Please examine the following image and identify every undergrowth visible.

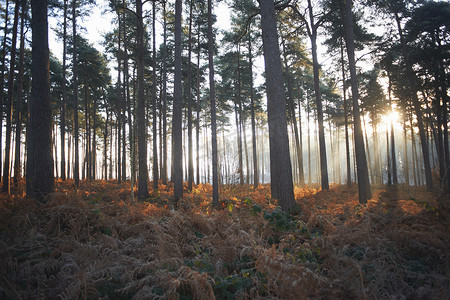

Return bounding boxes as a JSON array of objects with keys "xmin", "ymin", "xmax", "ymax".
[{"xmin": 0, "ymin": 180, "xmax": 448, "ymax": 299}]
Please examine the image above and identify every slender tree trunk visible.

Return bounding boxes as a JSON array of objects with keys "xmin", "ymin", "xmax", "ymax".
[
  {"xmin": 13, "ymin": 0, "xmax": 25, "ymax": 188},
  {"xmin": 235, "ymin": 103, "xmax": 244, "ymax": 185},
  {"xmin": 173, "ymin": 0, "xmax": 183, "ymax": 201},
  {"xmin": 242, "ymin": 116, "xmax": 250, "ymax": 184},
  {"xmin": 340, "ymin": 0, "xmax": 371, "ymax": 203},
  {"xmin": 259, "ymin": 0, "xmax": 295, "ymax": 211},
  {"xmin": 3, "ymin": 0, "xmax": 19, "ymax": 193},
  {"xmin": 307, "ymin": 0, "xmax": 329, "ymax": 190},
  {"xmin": 387, "ymin": 75, "xmax": 398, "ymax": 184},
  {"xmin": 208, "ymin": 0, "xmax": 219, "ymax": 206},
  {"xmin": 59, "ymin": 0, "xmax": 67, "ymax": 181},
  {"xmin": 403, "ymin": 117, "xmax": 409, "ymax": 185},
  {"xmin": 104, "ymin": 108, "xmax": 108, "ymax": 180},
  {"xmin": 72, "ymin": 0, "xmax": 80, "ymax": 188},
  {"xmin": 281, "ymin": 39, "xmax": 304, "ymax": 187},
  {"xmin": 152, "ymin": 0, "xmax": 158, "ymax": 190},
  {"xmin": 248, "ymin": 32, "xmax": 258, "ymax": 188},
  {"xmin": 136, "ymin": 0, "xmax": 148, "ymax": 199},
  {"xmin": 386, "ymin": 127, "xmax": 391, "ymax": 185},
  {"xmin": 307, "ymin": 98, "xmax": 312, "ymax": 184},
  {"xmin": 297, "ymin": 97, "xmax": 305, "ymax": 185},
  {"xmin": 196, "ymin": 21, "xmax": 201, "ymax": 185},
  {"xmin": 362, "ymin": 114, "xmax": 373, "ymax": 184},
  {"xmin": 161, "ymin": 1, "xmax": 168, "ymax": 185},
  {"xmin": 92, "ymin": 96, "xmax": 97, "ymax": 180},
  {"xmin": 27, "ymin": 0, "xmax": 54, "ymax": 202},
  {"xmin": 0, "ymin": 0, "xmax": 9, "ymax": 183},
  {"xmin": 340, "ymin": 40, "xmax": 352, "ymax": 187},
  {"xmin": 186, "ymin": 0, "xmax": 194, "ymax": 190}
]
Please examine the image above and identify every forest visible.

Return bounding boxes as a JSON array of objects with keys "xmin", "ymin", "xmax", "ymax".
[{"xmin": 0, "ymin": 0, "xmax": 449, "ymax": 298}]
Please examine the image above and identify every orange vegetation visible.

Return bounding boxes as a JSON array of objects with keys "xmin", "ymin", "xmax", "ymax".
[{"xmin": 0, "ymin": 180, "xmax": 448, "ymax": 299}]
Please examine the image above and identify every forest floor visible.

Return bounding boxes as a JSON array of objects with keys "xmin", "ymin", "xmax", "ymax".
[{"xmin": 0, "ymin": 180, "xmax": 449, "ymax": 299}]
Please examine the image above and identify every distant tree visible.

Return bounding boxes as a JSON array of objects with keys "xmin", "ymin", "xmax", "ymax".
[{"xmin": 26, "ymin": 0, "xmax": 54, "ymax": 202}]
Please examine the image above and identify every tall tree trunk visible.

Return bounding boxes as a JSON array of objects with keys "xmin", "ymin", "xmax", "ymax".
[
  {"xmin": 173, "ymin": 0, "xmax": 183, "ymax": 201},
  {"xmin": 307, "ymin": 98, "xmax": 312, "ymax": 184},
  {"xmin": 137, "ymin": 0, "xmax": 148, "ymax": 199},
  {"xmin": 0, "ymin": 0, "xmax": 9, "ymax": 183},
  {"xmin": 14, "ymin": 0, "xmax": 26, "ymax": 188},
  {"xmin": 259, "ymin": 0, "xmax": 295, "ymax": 211},
  {"xmin": 307, "ymin": 0, "xmax": 329, "ymax": 190},
  {"xmin": 152, "ymin": 0, "xmax": 158, "ymax": 190},
  {"xmin": 27, "ymin": 0, "xmax": 54, "ymax": 202},
  {"xmin": 340, "ymin": 0, "xmax": 371, "ymax": 203},
  {"xmin": 196, "ymin": 21, "xmax": 201, "ymax": 185},
  {"xmin": 84, "ymin": 81, "xmax": 91, "ymax": 181},
  {"xmin": 161, "ymin": 0, "xmax": 168, "ymax": 185},
  {"xmin": 208, "ymin": 0, "xmax": 219, "ymax": 207},
  {"xmin": 394, "ymin": 12, "xmax": 433, "ymax": 191},
  {"xmin": 72, "ymin": 0, "xmax": 80, "ymax": 188},
  {"xmin": 340, "ymin": 40, "xmax": 352, "ymax": 187},
  {"xmin": 281, "ymin": 39, "xmax": 304, "ymax": 187},
  {"xmin": 387, "ymin": 74, "xmax": 398, "ymax": 184},
  {"xmin": 92, "ymin": 96, "xmax": 97, "ymax": 180},
  {"xmin": 60, "ymin": 0, "xmax": 67, "ymax": 181},
  {"xmin": 248, "ymin": 32, "xmax": 258, "ymax": 188},
  {"xmin": 3, "ymin": 0, "xmax": 19, "ymax": 194},
  {"xmin": 187, "ymin": 0, "xmax": 194, "ymax": 190}
]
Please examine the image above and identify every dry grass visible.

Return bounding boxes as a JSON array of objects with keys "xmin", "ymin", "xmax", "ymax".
[{"xmin": 0, "ymin": 180, "xmax": 448, "ymax": 299}]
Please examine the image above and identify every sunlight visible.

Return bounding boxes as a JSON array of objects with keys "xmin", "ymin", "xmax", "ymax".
[{"xmin": 382, "ymin": 110, "xmax": 400, "ymax": 126}]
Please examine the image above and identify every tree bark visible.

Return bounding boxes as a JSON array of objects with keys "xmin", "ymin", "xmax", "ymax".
[
  {"xmin": 187, "ymin": 0, "xmax": 194, "ymax": 191},
  {"xmin": 248, "ymin": 32, "xmax": 258, "ymax": 188},
  {"xmin": 14, "ymin": 0, "xmax": 26, "ymax": 188},
  {"xmin": 3, "ymin": 0, "xmax": 19, "ymax": 194},
  {"xmin": 72, "ymin": 0, "xmax": 80, "ymax": 188},
  {"xmin": 60, "ymin": 0, "xmax": 67, "ymax": 181},
  {"xmin": 259, "ymin": 0, "xmax": 295, "ymax": 211},
  {"xmin": 173, "ymin": 0, "xmax": 183, "ymax": 201},
  {"xmin": 208, "ymin": 0, "xmax": 219, "ymax": 207},
  {"xmin": 0, "ymin": 0, "xmax": 9, "ymax": 184},
  {"xmin": 152, "ymin": 0, "xmax": 159, "ymax": 190},
  {"xmin": 137, "ymin": 0, "xmax": 148, "ymax": 199},
  {"xmin": 27, "ymin": 0, "xmax": 54, "ymax": 202},
  {"xmin": 161, "ymin": 0, "xmax": 168, "ymax": 185},
  {"xmin": 340, "ymin": 0, "xmax": 371, "ymax": 203},
  {"xmin": 307, "ymin": 0, "xmax": 329, "ymax": 190}
]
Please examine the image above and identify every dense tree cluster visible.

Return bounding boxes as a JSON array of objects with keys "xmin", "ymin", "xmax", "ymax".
[{"xmin": 0, "ymin": 0, "xmax": 448, "ymax": 209}]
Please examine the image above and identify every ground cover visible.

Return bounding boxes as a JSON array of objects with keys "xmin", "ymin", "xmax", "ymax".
[{"xmin": 0, "ymin": 180, "xmax": 448, "ymax": 299}]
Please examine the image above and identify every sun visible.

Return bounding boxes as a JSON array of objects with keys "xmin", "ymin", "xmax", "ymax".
[{"xmin": 383, "ymin": 110, "xmax": 400, "ymax": 125}]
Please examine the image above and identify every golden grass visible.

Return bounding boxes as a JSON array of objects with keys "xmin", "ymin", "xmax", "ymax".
[{"xmin": 0, "ymin": 180, "xmax": 448, "ymax": 299}]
